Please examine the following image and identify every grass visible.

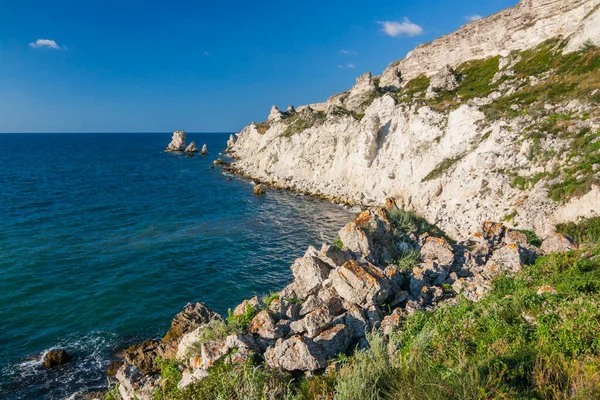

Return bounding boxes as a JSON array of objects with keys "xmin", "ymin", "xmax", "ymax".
[
  {"xmin": 154, "ymin": 358, "xmax": 183, "ymax": 400},
  {"xmin": 281, "ymin": 111, "xmax": 327, "ymax": 137},
  {"xmin": 227, "ymin": 304, "xmax": 260, "ymax": 331},
  {"xmin": 422, "ymin": 153, "xmax": 466, "ymax": 182},
  {"xmin": 517, "ymin": 229, "xmax": 543, "ymax": 247},
  {"xmin": 394, "ymin": 250, "xmax": 422, "ymax": 272},
  {"xmin": 556, "ymin": 217, "xmax": 600, "ymax": 245},
  {"xmin": 263, "ymin": 293, "xmax": 280, "ymax": 307},
  {"xmin": 331, "ymin": 238, "xmax": 344, "ymax": 250}
]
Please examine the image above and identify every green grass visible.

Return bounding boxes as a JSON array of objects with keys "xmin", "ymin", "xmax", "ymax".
[
  {"xmin": 556, "ymin": 217, "xmax": 600, "ymax": 245},
  {"xmin": 154, "ymin": 358, "xmax": 183, "ymax": 400},
  {"xmin": 331, "ymin": 238, "xmax": 344, "ymax": 250},
  {"xmin": 262, "ymin": 293, "xmax": 280, "ymax": 307},
  {"xmin": 455, "ymin": 56, "xmax": 500, "ymax": 100},
  {"xmin": 281, "ymin": 111, "xmax": 327, "ymax": 137},
  {"xmin": 517, "ymin": 229, "xmax": 543, "ymax": 247},
  {"xmin": 422, "ymin": 153, "xmax": 466, "ymax": 182},
  {"xmin": 393, "ymin": 250, "xmax": 422, "ymax": 272},
  {"xmin": 397, "ymin": 75, "xmax": 430, "ymax": 102},
  {"xmin": 227, "ymin": 304, "xmax": 260, "ymax": 331}
]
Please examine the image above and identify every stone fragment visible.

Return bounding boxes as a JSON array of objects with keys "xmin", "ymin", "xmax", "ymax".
[
  {"xmin": 330, "ymin": 260, "xmax": 391, "ymax": 307},
  {"xmin": 537, "ymin": 286, "xmax": 558, "ymax": 295},
  {"xmin": 314, "ymin": 324, "xmax": 353, "ymax": 359},
  {"xmin": 178, "ymin": 368, "xmax": 208, "ymax": 390},
  {"xmin": 264, "ymin": 335, "xmax": 326, "ymax": 372},
  {"xmin": 420, "ymin": 237, "xmax": 455, "ymax": 267},
  {"xmin": 124, "ymin": 340, "xmax": 178, "ymax": 374},
  {"xmin": 303, "ymin": 307, "xmax": 334, "ymax": 338},
  {"xmin": 291, "ymin": 248, "xmax": 333, "ymax": 299},
  {"xmin": 248, "ymin": 310, "xmax": 284, "ymax": 340},
  {"xmin": 253, "ymin": 184, "xmax": 268, "ymax": 195},
  {"xmin": 541, "ymin": 233, "xmax": 577, "ymax": 254}
]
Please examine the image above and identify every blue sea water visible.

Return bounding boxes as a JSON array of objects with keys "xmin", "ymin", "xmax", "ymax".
[{"xmin": 0, "ymin": 132, "xmax": 354, "ymax": 399}]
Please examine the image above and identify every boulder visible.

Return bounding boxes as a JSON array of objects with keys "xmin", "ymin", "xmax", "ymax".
[
  {"xmin": 344, "ymin": 72, "xmax": 377, "ymax": 112},
  {"xmin": 163, "ymin": 302, "xmax": 222, "ymax": 343},
  {"xmin": 165, "ymin": 130, "xmax": 186, "ymax": 151},
  {"xmin": 213, "ymin": 158, "xmax": 226, "ymax": 165},
  {"xmin": 123, "ymin": 339, "xmax": 177, "ymax": 375},
  {"xmin": 188, "ymin": 334, "xmax": 257, "ymax": 371},
  {"xmin": 248, "ymin": 310, "xmax": 284, "ymax": 340},
  {"xmin": 420, "ymin": 237, "xmax": 455, "ymax": 267},
  {"xmin": 43, "ymin": 349, "xmax": 72, "ymax": 368},
  {"xmin": 116, "ymin": 364, "xmax": 158, "ymax": 400},
  {"xmin": 264, "ymin": 335, "xmax": 326, "ymax": 372},
  {"xmin": 185, "ymin": 142, "xmax": 199, "ymax": 153},
  {"xmin": 330, "ymin": 260, "xmax": 391, "ymax": 308},
  {"xmin": 303, "ymin": 307, "xmax": 335, "ymax": 338},
  {"xmin": 341, "ymin": 308, "xmax": 370, "ymax": 339},
  {"xmin": 314, "ymin": 324, "xmax": 353, "ymax": 359},
  {"xmin": 200, "ymin": 144, "xmax": 208, "ymax": 155},
  {"xmin": 253, "ymin": 184, "xmax": 268, "ymax": 195},
  {"xmin": 291, "ymin": 248, "xmax": 333, "ymax": 299},
  {"xmin": 483, "ymin": 244, "xmax": 530, "ymax": 278},
  {"xmin": 541, "ymin": 233, "xmax": 577, "ymax": 254},
  {"xmin": 380, "ymin": 308, "xmax": 404, "ymax": 336}
]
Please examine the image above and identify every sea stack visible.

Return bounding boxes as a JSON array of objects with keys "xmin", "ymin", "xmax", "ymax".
[
  {"xmin": 185, "ymin": 142, "xmax": 199, "ymax": 153},
  {"xmin": 166, "ymin": 130, "xmax": 186, "ymax": 152},
  {"xmin": 200, "ymin": 144, "xmax": 208, "ymax": 155}
]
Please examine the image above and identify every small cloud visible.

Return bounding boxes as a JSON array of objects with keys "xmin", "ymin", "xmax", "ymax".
[
  {"xmin": 203, "ymin": 51, "xmax": 210, "ymax": 56},
  {"xmin": 464, "ymin": 15, "xmax": 483, "ymax": 22},
  {"xmin": 29, "ymin": 39, "xmax": 64, "ymax": 50},
  {"xmin": 378, "ymin": 18, "xmax": 423, "ymax": 37},
  {"xmin": 338, "ymin": 63, "xmax": 356, "ymax": 69},
  {"xmin": 340, "ymin": 49, "xmax": 357, "ymax": 55}
]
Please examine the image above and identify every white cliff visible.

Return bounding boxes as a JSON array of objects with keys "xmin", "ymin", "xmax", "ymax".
[{"xmin": 228, "ymin": 0, "xmax": 600, "ymax": 240}]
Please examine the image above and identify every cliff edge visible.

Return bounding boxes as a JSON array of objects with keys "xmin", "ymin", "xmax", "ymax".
[{"xmin": 228, "ymin": 0, "xmax": 600, "ymax": 240}]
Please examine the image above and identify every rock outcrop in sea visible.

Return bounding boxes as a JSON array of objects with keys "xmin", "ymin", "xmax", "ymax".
[
  {"xmin": 226, "ymin": 0, "xmax": 600, "ymax": 239},
  {"xmin": 185, "ymin": 142, "xmax": 199, "ymax": 153},
  {"xmin": 165, "ymin": 130, "xmax": 186, "ymax": 152}
]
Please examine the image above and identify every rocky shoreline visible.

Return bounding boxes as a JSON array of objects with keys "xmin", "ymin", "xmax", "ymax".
[{"xmin": 109, "ymin": 199, "xmax": 577, "ymax": 400}]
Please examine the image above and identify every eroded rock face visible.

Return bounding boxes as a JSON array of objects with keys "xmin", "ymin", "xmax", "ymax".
[
  {"xmin": 123, "ymin": 340, "xmax": 177, "ymax": 375},
  {"xmin": 166, "ymin": 130, "xmax": 186, "ymax": 151},
  {"xmin": 249, "ymin": 310, "xmax": 284, "ymax": 340},
  {"xmin": 264, "ymin": 335, "xmax": 326, "ymax": 372},
  {"xmin": 163, "ymin": 302, "xmax": 222, "ymax": 343},
  {"xmin": 314, "ymin": 324, "xmax": 353, "ymax": 359}
]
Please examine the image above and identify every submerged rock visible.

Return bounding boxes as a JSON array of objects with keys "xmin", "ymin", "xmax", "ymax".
[
  {"xmin": 165, "ymin": 130, "xmax": 186, "ymax": 152},
  {"xmin": 44, "ymin": 349, "xmax": 72, "ymax": 368},
  {"xmin": 253, "ymin": 184, "xmax": 268, "ymax": 195}
]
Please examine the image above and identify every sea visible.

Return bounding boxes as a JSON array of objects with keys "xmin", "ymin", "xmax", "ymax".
[{"xmin": 0, "ymin": 132, "xmax": 354, "ymax": 399}]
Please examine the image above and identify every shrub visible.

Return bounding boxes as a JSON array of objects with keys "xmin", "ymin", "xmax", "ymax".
[
  {"xmin": 262, "ymin": 292, "xmax": 280, "ymax": 307},
  {"xmin": 227, "ymin": 304, "xmax": 260, "ymax": 331},
  {"xmin": 154, "ymin": 358, "xmax": 183, "ymax": 400},
  {"xmin": 556, "ymin": 217, "xmax": 600, "ymax": 244}
]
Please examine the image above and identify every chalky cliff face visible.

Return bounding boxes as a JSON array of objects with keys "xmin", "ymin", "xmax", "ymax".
[{"xmin": 229, "ymin": 0, "xmax": 600, "ymax": 240}]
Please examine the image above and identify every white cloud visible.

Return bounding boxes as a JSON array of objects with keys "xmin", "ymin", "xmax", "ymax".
[
  {"xmin": 338, "ymin": 63, "xmax": 356, "ymax": 69},
  {"xmin": 378, "ymin": 18, "xmax": 423, "ymax": 37},
  {"xmin": 29, "ymin": 39, "xmax": 64, "ymax": 50},
  {"xmin": 465, "ymin": 15, "xmax": 483, "ymax": 22},
  {"xmin": 340, "ymin": 49, "xmax": 357, "ymax": 55}
]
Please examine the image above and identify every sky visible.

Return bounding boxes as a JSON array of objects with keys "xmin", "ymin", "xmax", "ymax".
[{"xmin": 0, "ymin": 0, "xmax": 518, "ymax": 133}]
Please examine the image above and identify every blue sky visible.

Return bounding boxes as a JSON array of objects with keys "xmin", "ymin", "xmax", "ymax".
[{"xmin": 0, "ymin": 0, "xmax": 517, "ymax": 133}]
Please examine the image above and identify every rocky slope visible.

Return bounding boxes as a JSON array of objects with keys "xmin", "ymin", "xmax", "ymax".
[
  {"xmin": 113, "ymin": 201, "xmax": 578, "ymax": 399},
  {"xmin": 227, "ymin": 0, "xmax": 600, "ymax": 240}
]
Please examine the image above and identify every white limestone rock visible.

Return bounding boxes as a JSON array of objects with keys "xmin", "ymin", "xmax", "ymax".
[
  {"xmin": 166, "ymin": 130, "xmax": 186, "ymax": 152},
  {"xmin": 185, "ymin": 142, "xmax": 199, "ymax": 153}
]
